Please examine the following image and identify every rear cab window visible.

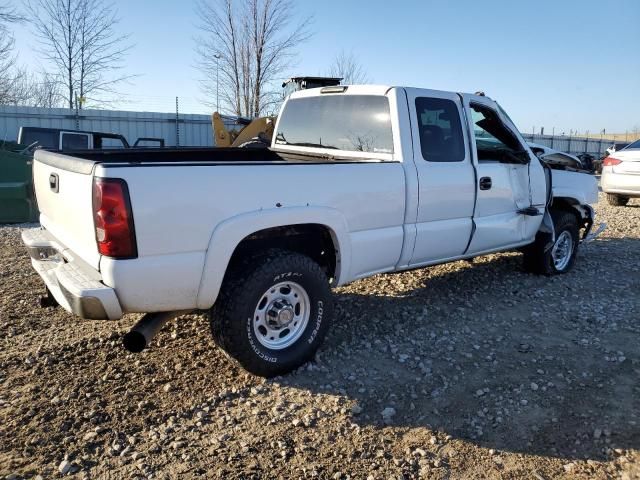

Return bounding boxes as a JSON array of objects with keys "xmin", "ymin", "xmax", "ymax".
[
  {"xmin": 274, "ymin": 94, "xmax": 394, "ymax": 157},
  {"xmin": 97, "ymin": 137, "xmax": 127, "ymax": 149},
  {"xmin": 19, "ymin": 128, "xmax": 59, "ymax": 149},
  {"xmin": 61, "ymin": 132, "xmax": 90, "ymax": 150}
]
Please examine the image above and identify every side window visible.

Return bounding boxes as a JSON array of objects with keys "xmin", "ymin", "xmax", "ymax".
[
  {"xmin": 415, "ymin": 97, "xmax": 465, "ymax": 162},
  {"xmin": 61, "ymin": 132, "xmax": 90, "ymax": 150},
  {"xmin": 99, "ymin": 137, "xmax": 127, "ymax": 149},
  {"xmin": 470, "ymin": 103, "xmax": 524, "ymax": 162}
]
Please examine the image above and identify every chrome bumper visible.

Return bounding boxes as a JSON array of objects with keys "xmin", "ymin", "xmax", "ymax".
[
  {"xmin": 583, "ymin": 222, "xmax": 606, "ymax": 243},
  {"xmin": 21, "ymin": 228, "xmax": 123, "ymax": 320},
  {"xmin": 579, "ymin": 205, "xmax": 606, "ymax": 244}
]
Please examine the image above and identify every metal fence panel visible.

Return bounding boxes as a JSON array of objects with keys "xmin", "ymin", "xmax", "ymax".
[
  {"xmin": 1, "ymin": 105, "xmax": 615, "ymax": 156},
  {"xmin": 0, "ymin": 105, "xmax": 215, "ymax": 147},
  {"xmin": 521, "ymin": 133, "xmax": 609, "ymax": 157}
]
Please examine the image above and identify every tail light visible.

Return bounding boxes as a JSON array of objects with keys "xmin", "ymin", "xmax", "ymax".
[
  {"xmin": 92, "ymin": 178, "xmax": 137, "ymax": 258},
  {"xmin": 603, "ymin": 157, "xmax": 622, "ymax": 167}
]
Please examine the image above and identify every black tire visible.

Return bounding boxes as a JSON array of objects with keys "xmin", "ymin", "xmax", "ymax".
[
  {"xmin": 523, "ymin": 210, "xmax": 580, "ymax": 275},
  {"xmin": 606, "ymin": 193, "xmax": 629, "ymax": 207},
  {"xmin": 210, "ymin": 250, "xmax": 333, "ymax": 377}
]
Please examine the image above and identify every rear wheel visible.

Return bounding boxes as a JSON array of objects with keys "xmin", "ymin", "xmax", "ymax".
[
  {"xmin": 606, "ymin": 193, "xmax": 629, "ymax": 206},
  {"xmin": 523, "ymin": 210, "xmax": 579, "ymax": 275},
  {"xmin": 210, "ymin": 250, "xmax": 333, "ymax": 377}
]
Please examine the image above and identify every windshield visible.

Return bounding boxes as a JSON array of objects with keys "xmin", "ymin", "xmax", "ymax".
[
  {"xmin": 623, "ymin": 139, "xmax": 640, "ymax": 150},
  {"xmin": 275, "ymin": 95, "xmax": 394, "ymax": 154}
]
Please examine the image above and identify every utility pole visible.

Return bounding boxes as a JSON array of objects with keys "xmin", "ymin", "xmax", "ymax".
[
  {"xmin": 175, "ymin": 96, "xmax": 180, "ymax": 147},
  {"xmin": 214, "ymin": 53, "xmax": 221, "ymax": 113},
  {"xmin": 74, "ymin": 94, "xmax": 80, "ymax": 130}
]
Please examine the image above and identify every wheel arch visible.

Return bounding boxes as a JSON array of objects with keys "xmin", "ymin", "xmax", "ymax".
[
  {"xmin": 551, "ymin": 196, "xmax": 594, "ymax": 227},
  {"xmin": 196, "ymin": 207, "xmax": 351, "ymax": 310}
]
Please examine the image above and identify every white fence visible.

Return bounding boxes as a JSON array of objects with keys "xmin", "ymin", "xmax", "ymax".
[{"xmin": 0, "ymin": 105, "xmax": 218, "ymax": 147}]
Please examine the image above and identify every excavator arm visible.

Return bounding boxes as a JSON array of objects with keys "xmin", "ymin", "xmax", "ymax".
[{"xmin": 211, "ymin": 112, "xmax": 275, "ymax": 148}]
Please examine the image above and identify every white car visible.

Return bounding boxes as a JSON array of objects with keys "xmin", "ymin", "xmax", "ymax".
[
  {"xmin": 22, "ymin": 85, "xmax": 602, "ymax": 377},
  {"xmin": 527, "ymin": 142, "xmax": 584, "ymax": 170},
  {"xmin": 601, "ymin": 139, "xmax": 640, "ymax": 206}
]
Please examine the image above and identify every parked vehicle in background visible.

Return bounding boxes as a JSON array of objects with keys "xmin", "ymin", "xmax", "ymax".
[
  {"xmin": 0, "ymin": 142, "xmax": 38, "ymax": 223},
  {"xmin": 18, "ymin": 126, "xmax": 165, "ymax": 150},
  {"xmin": 601, "ymin": 138, "xmax": 640, "ymax": 206},
  {"xmin": 22, "ymin": 85, "xmax": 603, "ymax": 377},
  {"xmin": 528, "ymin": 142, "xmax": 585, "ymax": 171},
  {"xmin": 606, "ymin": 143, "xmax": 630, "ymax": 156},
  {"xmin": 596, "ymin": 142, "xmax": 632, "ymax": 174},
  {"xmin": 576, "ymin": 153, "xmax": 596, "ymax": 172}
]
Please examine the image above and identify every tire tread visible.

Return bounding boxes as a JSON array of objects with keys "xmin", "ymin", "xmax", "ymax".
[
  {"xmin": 523, "ymin": 210, "xmax": 579, "ymax": 275},
  {"xmin": 210, "ymin": 249, "xmax": 332, "ymax": 376},
  {"xmin": 606, "ymin": 193, "xmax": 629, "ymax": 207}
]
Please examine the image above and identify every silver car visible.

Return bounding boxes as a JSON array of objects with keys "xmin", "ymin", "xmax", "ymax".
[{"xmin": 601, "ymin": 139, "xmax": 640, "ymax": 206}]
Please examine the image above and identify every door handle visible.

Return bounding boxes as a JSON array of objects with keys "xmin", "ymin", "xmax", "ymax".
[{"xmin": 479, "ymin": 176, "xmax": 492, "ymax": 190}]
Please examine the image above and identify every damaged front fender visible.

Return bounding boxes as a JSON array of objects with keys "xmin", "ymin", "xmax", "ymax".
[{"xmin": 579, "ymin": 205, "xmax": 607, "ymax": 243}]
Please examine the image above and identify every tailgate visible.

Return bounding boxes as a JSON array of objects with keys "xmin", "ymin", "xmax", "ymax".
[{"xmin": 33, "ymin": 150, "xmax": 101, "ymax": 269}]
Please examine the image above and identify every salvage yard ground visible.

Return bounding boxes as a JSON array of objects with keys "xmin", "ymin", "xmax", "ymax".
[{"xmin": 1, "ymin": 193, "xmax": 639, "ymax": 479}]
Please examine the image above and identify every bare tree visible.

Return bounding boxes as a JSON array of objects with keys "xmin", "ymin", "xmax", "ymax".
[
  {"xmin": 26, "ymin": 0, "xmax": 133, "ymax": 109},
  {"xmin": 31, "ymin": 72, "xmax": 65, "ymax": 107},
  {"xmin": 0, "ymin": 2, "xmax": 23, "ymax": 26},
  {"xmin": 11, "ymin": 70, "xmax": 65, "ymax": 107},
  {"xmin": 0, "ymin": 33, "xmax": 17, "ymax": 103},
  {"xmin": 328, "ymin": 50, "xmax": 369, "ymax": 84},
  {"xmin": 0, "ymin": 2, "xmax": 25, "ymax": 104},
  {"xmin": 196, "ymin": 0, "xmax": 311, "ymax": 118}
]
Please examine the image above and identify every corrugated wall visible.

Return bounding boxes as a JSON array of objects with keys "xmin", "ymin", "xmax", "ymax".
[
  {"xmin": 521, "ymin": 134, "xmax": 611, "ymax": 157},
  {"xmin": 0, "ymin": 105, "xmax": 616, "ymax": 156},
  {"xmin": 0, "ymin": 105, "xmax": 216, "ymax": 147}
]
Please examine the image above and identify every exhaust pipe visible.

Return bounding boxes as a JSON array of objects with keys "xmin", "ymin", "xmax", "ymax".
[{"xmin": 122, "ymin": 310, "xmax": 192, "ymax": 353}]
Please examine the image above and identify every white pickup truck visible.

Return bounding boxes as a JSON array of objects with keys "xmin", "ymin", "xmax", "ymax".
[{"xmin": 23, "ymin": 85, "xmax": 602, "ymax": 377}]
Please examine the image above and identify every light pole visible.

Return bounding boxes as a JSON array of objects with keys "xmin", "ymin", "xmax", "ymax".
[{"xmin": 214, "ymin": 53, "xmax": 221, "ymax": 113}]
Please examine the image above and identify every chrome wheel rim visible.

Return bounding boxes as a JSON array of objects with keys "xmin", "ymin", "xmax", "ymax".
[
  {"xmin": 551, "ymin": 230, "xmax": 573, "ymax": 271},
  {"xmin": 252, "ymin": 281, "xmax": 310, "ymax": 350}
]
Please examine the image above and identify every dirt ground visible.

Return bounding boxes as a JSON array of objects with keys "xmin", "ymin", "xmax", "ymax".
[{"xmin": 1, "ymin": 193, "xmax": 639, "ymax": 480}]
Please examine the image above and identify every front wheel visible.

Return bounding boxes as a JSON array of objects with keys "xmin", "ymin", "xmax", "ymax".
[
  {"xmin": 523, "ymin": 210, "xmax": 579, "ymax": 275},
  {"xmin": 210, "ymin": 250, "xmax": 333, "ymax": 377}
]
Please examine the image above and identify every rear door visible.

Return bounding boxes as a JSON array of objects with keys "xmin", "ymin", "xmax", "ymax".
[
  {"xmin": 33, "ymin": 151, "xmax": 100, "ymax": 268},
  {"xmin": 461, "ymin": 96, "xmax": 532, "ymax": 253},
  {"xmin": 404, "ymin": 88, "xmax": 475, "ymax": 265}
]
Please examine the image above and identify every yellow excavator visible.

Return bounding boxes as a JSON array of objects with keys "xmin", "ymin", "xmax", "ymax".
[{"xmin": 211, "ymin": 76, "xmax": 342, "ymax": 148}]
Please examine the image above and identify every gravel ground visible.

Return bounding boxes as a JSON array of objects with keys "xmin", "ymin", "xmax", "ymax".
[{"xmin": 1, "ymin": 194, "xmax": 639, "ymax": 480}]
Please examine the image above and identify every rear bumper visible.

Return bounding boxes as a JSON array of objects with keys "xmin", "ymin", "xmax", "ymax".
[
  {"xmin": 21, "ymin": 228, "xmax": 123, "ymax": 319},
  {"xmin": 601, "ymin": 170, "xmax": 640, "ymax": 197}
]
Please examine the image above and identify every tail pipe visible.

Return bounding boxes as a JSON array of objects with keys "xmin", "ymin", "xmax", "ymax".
[{"xmin": 122, "ymin": 310, "xmax": 192, "ymax": 353}]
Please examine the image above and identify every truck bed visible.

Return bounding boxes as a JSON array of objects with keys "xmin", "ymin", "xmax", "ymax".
[{"xmin": 35, "ymin": 147, "xmax": 386, "ymax": 174}]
